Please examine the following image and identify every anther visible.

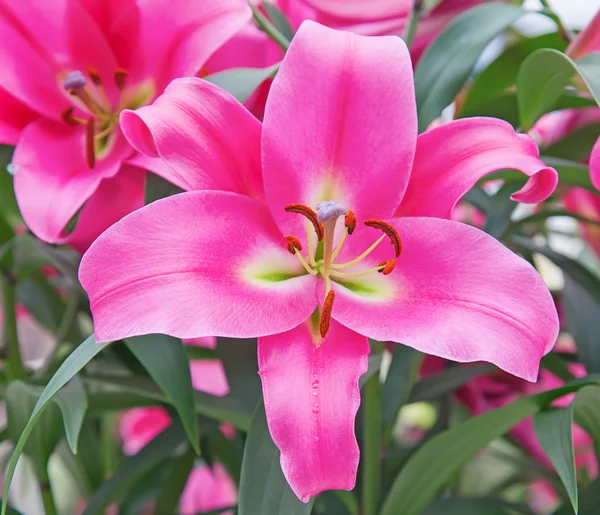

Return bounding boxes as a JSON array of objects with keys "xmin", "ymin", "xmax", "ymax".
[
  {"xmin": 378, "ymin": 259, "xmax": 396, "ymax": 275},
  {"xmin": 114, "ymin": 68, "xmax": 128, "ymax": 90},
  {"xmin": 364, "ymin": 220, "xmax": 402, "ymax": 257},
  {"xmin": 64, "ymin": 70, "xmax": 87, "ymax": 91},
  {"xmin": 87, "ymin": 66, "xmax": 102, "ymax": 85},
  {"xmin": 344, "ymin": 210, "xmax": 357, "ymax": 235},
  {"xmin": 61, "ymin": 107, "xmax": 79, "ymax": 126},
  {"xmin": 285, "ymin": 235, "xmax": 302, "ymax": 255},
  {"xmin": 86, "ymin": 117, "xmax": 96, "ymax": 169},
  {"xmin": 285, "ymin": 204, "xmax": 324, "ymax": 241},
  {"xmin": 319, "ymin": 290, "xmax": 335, "ymax": 338}
]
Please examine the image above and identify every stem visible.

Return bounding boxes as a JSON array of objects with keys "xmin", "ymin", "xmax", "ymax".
[
  {"xmin": 250, "ymin": 4, "xmax": 290, "ymax": 52},
  {"xmin": 1, "ymin": 272, "xmax": 26, "ymax": 380},
  {"xmin": 40, "ymin": 473, "xmax": 57, "ymax": 515},
  {"xmin": 539, "ymin": 4, "xmax": 574, "ymax": 43},
  {"xmin": 101, "ymin": 413, "xmax": 118, "ymax": 477},
  {"xmin": 362, "ymin": 371, "xmax": 382, "ymax": 515},
  {"xmin": 403, "ymin": 0, "xmax": 423, "ymax": 50}
]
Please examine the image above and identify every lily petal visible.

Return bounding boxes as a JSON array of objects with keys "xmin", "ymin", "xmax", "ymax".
[
  {"xmin": 13, "ymin": 119, "xmax": 130, "ymax": 244},
  {"xmin": 80, "ymin": 191, "xmax": 317, "ymax": 343},
  {"xmin": 0, "ymin": 88, "xmax": 38, "ymax": 145},
  {"xmin": 331, "ymin": 217, "xmax": 558, "ymax": 382},
  {"xmin": 590, "ymin": 137, "xmax": 600, "ymax": 191},
  {"xmin": 66, "ymin": 165, "xmax": 146, "ymax": 254},
  {"xmin": 258, "ymin": 320, "xmax": 369, "ymax": 502},
  {"xmin": 120, "ymin": 78, "xmax": 263, "ymax": 197},
  {"xmin": 262, "ymin": 20, "xmax": 417, "ymax": 237},
  {"xmin": 396, "ymin": 118, "xmax": 558, "ymax": 219}
]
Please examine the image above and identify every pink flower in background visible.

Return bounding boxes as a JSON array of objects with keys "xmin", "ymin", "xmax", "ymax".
[
  {"xmin": 179, "ymin": 464, "xmax": 236, "ymax": 515},
  {"xmin": 0, "ymin": 0, "xmax": 250, "ymax": 252},
  {"xmin": 81, "ymin": 21, "xmax": 559, "ymax": 501}
]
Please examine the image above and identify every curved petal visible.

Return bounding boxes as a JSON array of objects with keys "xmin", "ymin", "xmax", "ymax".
[
  {"xmin": 258, "ymin": 320, "xmax": 369, "ymax": 502},
  {"xmin": 305, "ymin": 0, "xmax": 409, "ymax": 21},
  {"xmin": 66, "ymin": 164, "xmax": 146, "ymax": 254},
  {"xmin": 330, "ymin": 217, "xmax": 559, "ymax": 382},
  {"xmin": 119, "ymin": 407, "xmax": 172, "ymax": 455},
  {"xmin": 189, "ymin": 360, "xmax": 230, "ymax": 397},
  {"xmin": 120, "ymin": 78, "xmax": 263, "ymax": 197},
  {"xmin": 590, "ymin": 137, "xmax": 600, "ymax": 191},
  {"xmin": 80, "ymin": 191, "xmax": 317, "ymax": 343},
  {"xmin": 12, "ymin": 119, "xmax": 130, "ymax": 244},
  {"xmin": 262, "ymin": 20, "xmax": 417, "ymax": 237},
  {"xmin": 396, "ymin": 118, "xmax": 558, "ymax": 219},
  {"xmin": 180, "ymin": 464, "xmax": 237, "ymax": 514},
  {"xmin": 566, "ymin": 10, "xmax": 600, "ymax": 60},
  {"xmin": 0, "ymin": 88, "xmax": 38, "ymax": 145},
  {"xmin": 137, "ymin": 0, "xmax": 251, "ymax": 89}
]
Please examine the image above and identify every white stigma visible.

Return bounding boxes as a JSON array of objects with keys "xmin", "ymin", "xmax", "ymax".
[{"xmin": 316, "ymin": 200, "xmax": 347, "ymax": 222}]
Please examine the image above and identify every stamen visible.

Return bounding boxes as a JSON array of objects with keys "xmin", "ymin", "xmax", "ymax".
[
  {"xmin": 294, "ymin": 249, "xmax": 318, "ymax": 276},
  {"xmin": 285, "ymin": 235, "xmax": 302, "ymax": 255},
  {"xmin": 87, "ymin": 66, "xmax": 102, "ymax": 85},
  {"xmin": 331, "ymin": 227, "xmax": 348, "ymax": 262},
  {"xmin": 330, "ymin": 265, "xmax": 385, "ymax": 279},
  {"xmin": 285, "ymin": 204, "xmax": 324, "ymax": 241},
  {"xmin": 319, "ymin": 290, "xmax": 335, "ymax": 338},
  {"xmin": 364, "ymin": 220, "xmax": 402, "ymax": 257},
  {"xmin": 344, "ymin": 210, "xmax": 357, "ymax": 235},
  {"xmin": 331, "ymin": 234, "xmax": 385, "ymax": 270},
  {"xmin": 306, "ymin": 221, "xmax": 316, "ymax": 266},
  {"xmin": 114, "ymin": 68, "xmax": 128, "ymax": 91},
  {"xmin": 61, "ymin": 107, "xmax": 83, "ymax": 126},
  {"xmin": 86, "ymin": 117, "xmax": 96, "ymax": 169},
  {"xmin": 378, "ymin": 259, "xmax": 396, "ymax": 275},
  {"xmin": 63, "ymin": 70, "xmax": 87, "ymax": 90}
]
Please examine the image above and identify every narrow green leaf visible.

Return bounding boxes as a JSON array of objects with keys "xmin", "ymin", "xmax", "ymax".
[
  {"xmin": 573, "ymin": 386, "xmax": 600, "ymax": 457},
  {"xmin": 415, "ymin": 2, "xmax": 522, "ymax": 131},
  {"xmin": 381, "ymin": 345, "xmax": 422, "ymax": 431},
  {"xmin": 204, "ymin": 64, "xmax": 280, "ymax": 104},
  {"xmin": 517, "ymin": 49, "xmax": 600, "ymax": 130},
  {"xmin": 126, "ymin": 335, "xmax": 200, "ymax": 453},
  {"xmin": 553, "ymin": 474, "xmax": 600, "ymax": 515},
  {"xmin": 238, "ymin": 401, "xmax": 314, "ymax": 515},
  {"xmin": 1, "ymin": 335, "xmax": 113, "ymax": 515},
  {"xmin": 408, "ymin": 363, "xmax": 494, "ymax": 403},
  {"xmin": 82, "ymin": 421, "xmax": 187, "ymax": 515},
  {"xmin": 533, "ymin": 406, "xmax": 578, "ymax": 513},
  {"xmin": 0, "ymin": 145, "xmax": 22, "ymax": 226},
  {"xmin": 380, "ymin": 376, "xmax": 600, "ymax": 515},
  {"xmin": 262, "ymin": 2, "xmax": 295, "ymax": 41},
  {"xmin": 482, "ymin": 181, "xmax": 525, "ymax": 238},
  {"xmin": 359, "ymin": 353, "xmax": 382, "ymax": 389},
  {"xmin": 51, "ymin": 376, "xmax": 87, "ymax": 453},
  {"xmin": 154, "ymin": 448, "xmax": 196, "ymax": 515},
  {"xmin": 562, "ymin": 277, "xmax": 600, "ymax": 374},
  {"xmin": 423, "ymin": 497, "xmax": 513, "ymax": 514}
]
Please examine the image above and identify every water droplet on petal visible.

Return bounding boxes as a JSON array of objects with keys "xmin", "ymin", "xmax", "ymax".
[
  {"xmin": 312, "ymin": 391, "xmax": 318, "ymax": 396},
  {"xmin": 314, "ymin": 436, "xmax": 319, "ymax": 442},
  {"xmin": 6, "ymin": 163, "xmax": 18, "ymax": 176},
  {"xmin": 312, "ymin": 379, "xmax": 319, "ymax": 389},
  {"xmin": 312, "ymin": 403, "xmax": 320, "ymax": 413}
]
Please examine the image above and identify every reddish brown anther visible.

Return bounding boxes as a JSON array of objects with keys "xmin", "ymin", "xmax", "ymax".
[
  {"xmin": 86, "ymin": 117, "xmax": 96, "ymax": 169},
  {"xmin": 114, "ymin": 68, "xmax": 128, "ymax": 90},
  {"xmin": 88, "ymin": 66, "xmax": 102, "ymax": 85},
  {"xmin": 364, "ymin": 220, "xmax": 402, "ymax": 257},
  {"xmin": 285, "ymin": 235, "xmax": 303, "ymax": 255},
  {"xmin": 378, "ymin": 259, "xmax": 396, "ymax": 275},
  {"xmin": 61, "ymin": 107, "xmax": 79, "ymax": 126},
  {"xmin": 284, "ymin": 204, "xmax": 324, "ymax": 241},
  {"xmin": 319, "ymin": 290, "xmax": 335, "ymax": 338},
  {"xmin": 344, "ymin": 210, "xmax": 357, "ymax": 235}
]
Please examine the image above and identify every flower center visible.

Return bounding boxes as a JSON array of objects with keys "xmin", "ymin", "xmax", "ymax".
[
  {"xmin": 61, "ymin": 67, "xmax": 133, "ymax": 169},
  {"xmin": 284, "ymin": 201, "xmax": 402, "ymax": 338}
]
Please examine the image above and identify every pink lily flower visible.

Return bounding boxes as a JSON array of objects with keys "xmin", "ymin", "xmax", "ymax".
[
  {"xmin": 0, "ymin": 0, "xmax": 250, "ymax": 252},
  {"xmin": 81, "ymin": 21, "xmax": 559, "ymax": 501},
  {"xmin": 179, "ymin": 464, "xmax": 236, "ymax": 515}
]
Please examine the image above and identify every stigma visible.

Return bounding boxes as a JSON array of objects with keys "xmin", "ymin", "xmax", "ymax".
[
  {"xmin": 284, "ymin": 201, "xmax": 402, "ymax": 338},
  {"xmin": 61, "ymin": 67, "xmax": 130, "ymax": 169}
]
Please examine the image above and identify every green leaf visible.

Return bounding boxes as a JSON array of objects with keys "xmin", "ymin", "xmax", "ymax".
[
  {"xmin": 408, "ymin": 363, "xmax": 494, "ymax": 403},
  {"xmin": 414, "ymin": 2, "xmax": 522, "ymax": 132},
  {"xmin": 0, "ymin": 145, "xmax": 22, "ymax": 227},
  {"xmin": 482, "ymin": 181, "xmax": 525, "ymax": 238},
  {"xmin": 573, "ymin": 386, "xmax": 600, "ymax": 457},
  {"xmin": 562, "ymin": 277, "xmax": 600, "ymax": 374},
  {"xmin": 554, "ymin": 476, "xmax": 600, "ymax": 515},
  {"xmin": 126, "ymin": 335, "xmax": 200, "ymax": 453},
  {"xmin": 1, "ymin": 335, "xmax": 113, "ymax": 515},
  {"xmin": 262, "ymin": 2, "xmax": 295, "ymax": 41},
  {"xmin": 517, "ymin": 50, "xmax": 600, "ymax": 130},
  {"xmin": 5, "ymin": 381, "xmax": 63, "ymax": 469},
  {"xmin": 380, "ymin": 376, "xmax": 600, "ymax": 515},
  {"xmin": 52, "ymin": 376, "xmax": 87, "ymax": 453},
  {"xmin": 204, "ymin": 64, "xmax": 280, "ymax": 104},
  {"xmin": 544, "ymin": 123, "xmax": 600, "ymax": 162},
  {"xmin": 154, "ymin": 448, "xmax": 196, "ymax": 515},
  {"xmin": 381, "ymin": 346, "xmax": 422, "ymax": 432},
  {"xmin": 533, "ymin": 406, "xmax": 578, "ymax": 513},
  {"xmin": 144, "ymin": 173, "xmax": 184, "ymax": 204},
  {"xmin": 238, "ymin": 401, "xmax": 314, "ymax": 515},
  {"xmin": 16, "ymin": 271, "xmax": 66, "ymax": 332},
  {"xmin": 423, "ymin": 497, "xmax": 513, "ymax": 514},
  {"xmin": 82, "ymin": 421, "xmax": 188, "ymax": 515}
]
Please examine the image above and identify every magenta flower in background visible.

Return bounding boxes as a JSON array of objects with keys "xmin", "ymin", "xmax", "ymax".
[
  {"xmin": 80, "ymin": 21, "xmax": 560, "ymax": 501},
  {"xmin": 0, "ymin": 0, "xmax": 250, "ymax": 252}
]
